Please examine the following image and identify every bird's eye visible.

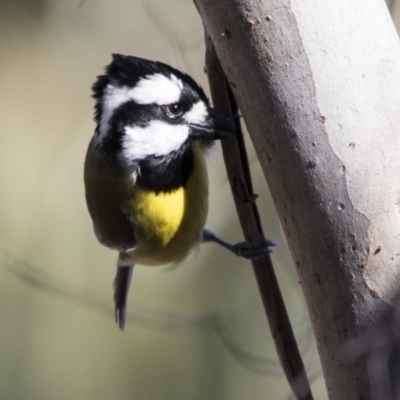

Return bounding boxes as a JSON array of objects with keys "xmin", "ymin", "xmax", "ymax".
[{"xmin": 163, "ymin": 103, "xmax": 183, "ymax": 119}]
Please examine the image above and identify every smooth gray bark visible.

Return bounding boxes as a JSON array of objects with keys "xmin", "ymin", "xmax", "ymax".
[{"xmin": 195, "ymin": 0, "xmax": 400, "ymax": 399}]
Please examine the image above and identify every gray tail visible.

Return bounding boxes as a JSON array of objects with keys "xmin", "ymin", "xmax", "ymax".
[{"xmin": 113, "ymin": 266, "xmax": 134, "ymax": 330}]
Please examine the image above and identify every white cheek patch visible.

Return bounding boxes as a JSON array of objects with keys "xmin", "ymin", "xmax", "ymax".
[
  {"xmin": 184, "ymin": 101, "xmax": 208, "ymax": 124},
  {"xmin": 98, "ymin": 73, "xmax": 183, "ymax": 140},
  {"xmin": 121, "ymin": 121, "xmax": 190, "ymax": 162}
]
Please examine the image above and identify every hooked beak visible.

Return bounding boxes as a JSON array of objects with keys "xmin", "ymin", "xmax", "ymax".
[{"xmin": 189, "ymin": 107, "xmax": 235, "ymax": 140}]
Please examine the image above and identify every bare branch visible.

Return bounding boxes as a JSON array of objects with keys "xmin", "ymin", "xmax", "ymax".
[
  {"xmin": 202, "ymin": 30, "xmax": 313, "ymax": 400},
  {"xmin": 195, "ymin": 0, "xmax": 400, "ymax": 398}
]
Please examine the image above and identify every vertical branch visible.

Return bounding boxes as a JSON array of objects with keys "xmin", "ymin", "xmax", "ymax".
[
  {"xmin": 195, "ymin": 0, "xmax": 400, "ymax": 397},
  {"xmin": 204, "ymin": 33, "xmax": 314, "ymax": 400}
]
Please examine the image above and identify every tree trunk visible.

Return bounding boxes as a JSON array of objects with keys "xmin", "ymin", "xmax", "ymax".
[{"xmin": 195, "ymin": 0, "xmax": 400, "ymax": 399}]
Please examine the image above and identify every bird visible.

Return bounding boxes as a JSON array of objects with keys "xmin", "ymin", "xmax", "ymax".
[{"xmin": 84, "ymin": 54, "xmax": 275, "ymax": 330}]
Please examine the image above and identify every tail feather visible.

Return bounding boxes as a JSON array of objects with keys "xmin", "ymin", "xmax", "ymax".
[{"xmin": 113, "ymin": 266, "xmax": 134, "ymax": 330}]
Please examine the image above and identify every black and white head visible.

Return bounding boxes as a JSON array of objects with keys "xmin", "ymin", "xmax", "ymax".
[{"xmin": 91, "ymin": 54, "xmax": 234, "ymax": 171}]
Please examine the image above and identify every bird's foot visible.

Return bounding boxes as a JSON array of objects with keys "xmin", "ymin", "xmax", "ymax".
[
  {"xmin": 202, "ymin": 228, "xmax": 276, "ymax": 260},
  {"xmin": 231, "ymin": 236, "xmax": 277, "ymax": 260}
]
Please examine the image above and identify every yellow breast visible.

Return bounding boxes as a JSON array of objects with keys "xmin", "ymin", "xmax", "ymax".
[
  {"xmin": 134, "ymin": 187, "xmax": 185, "ymax": 246},
  {"xmin": 131, "ymin": 142, "xmax": 209, "ymax": 266}
]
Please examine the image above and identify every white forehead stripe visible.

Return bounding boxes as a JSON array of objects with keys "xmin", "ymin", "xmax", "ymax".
[
  {"xmin": 121, "ymin": 121, "xmax": 190, "ymax": 161},
  {"xmin": 98, "ymin": 73, "xmax": 183, "ymax": 140},
  {"xmin": 184, "ymin": 101, "xmax": 208, "ymax": 124},
  {"xmin": 129, "ymin": 73, "xmax": 183, "ymax": 105}
]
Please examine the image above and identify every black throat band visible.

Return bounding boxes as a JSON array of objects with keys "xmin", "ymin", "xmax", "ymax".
[{"xmin": 135, "ymin": 144, "xmax": 193, "ymax": 193}]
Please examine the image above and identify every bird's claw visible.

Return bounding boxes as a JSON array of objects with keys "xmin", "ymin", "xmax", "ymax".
[{"xmin": 232, "ymin": 236, "xmax": 277, "ymax": 260}]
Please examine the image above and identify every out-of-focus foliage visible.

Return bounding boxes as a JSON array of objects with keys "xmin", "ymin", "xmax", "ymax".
[{"xmin": 0, "ymin": 0, "xmax": 398, "ymax": 399}]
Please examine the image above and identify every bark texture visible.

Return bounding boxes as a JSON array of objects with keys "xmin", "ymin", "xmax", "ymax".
[
  {"xmin": 195, "ymin": 0, "xmax": 400, "ymax": 399},
  {"xmin": 204, "ymin": 36, "xmax": 313, "ymax": 399}
]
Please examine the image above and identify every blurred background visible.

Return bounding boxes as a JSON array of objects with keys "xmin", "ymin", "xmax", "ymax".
[{"xmin": 0, "ymin": 1, "xmax": 398, "ymax": 399}]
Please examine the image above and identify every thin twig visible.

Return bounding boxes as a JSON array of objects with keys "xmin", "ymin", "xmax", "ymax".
[
  {"xmin": 204, "ymin": 33, "xmax": 314, "ymax": 400},
  {"xmin": 3, "ymin": 253, "xmax": 289, "ymax": 376}
]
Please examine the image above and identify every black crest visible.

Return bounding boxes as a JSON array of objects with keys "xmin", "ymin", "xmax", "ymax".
[{"xmin": 92, "ymin": 54, "xmax": 209, "ymax": 127}]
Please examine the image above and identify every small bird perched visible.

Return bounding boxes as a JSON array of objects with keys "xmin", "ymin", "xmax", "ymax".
[{"xmin": 84, "ymin": 54, "xmax": 274, "ymax": 329}]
